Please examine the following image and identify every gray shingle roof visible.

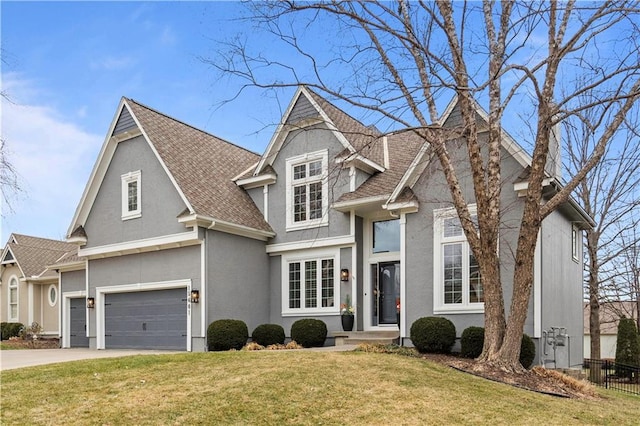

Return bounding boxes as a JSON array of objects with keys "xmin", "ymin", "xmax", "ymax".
[
  {"xmin": 126, "ymin": 99, "xmax": 273, "ymax": 233},
  {"xmin": 337, "ymin": 130, "xmax": 425, "ymax": 202},
  {"xmin": 5, "ymin": 234, "xmax": 78, "ymax": 278}
]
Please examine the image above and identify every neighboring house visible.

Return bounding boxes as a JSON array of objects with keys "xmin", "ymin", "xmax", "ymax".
[
  {"xmin": 0, "ymin": 234, "xmax": 77, "ymax": 336},
  {"xmin": 584, "ymin": 301, "xmax": 639, "ymax": 360},
  {"xmin": 62, "ymin": 87, "xmax": 592, "ymax": 368}
]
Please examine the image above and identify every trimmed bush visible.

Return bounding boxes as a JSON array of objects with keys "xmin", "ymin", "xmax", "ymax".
[
  {"xmin": 410, "ymin": 317, "xmax": 456, "ymax": 354},
  {"xmin": 460, "ymin": 326, "xmax": 485, "ymax": 358},
  {"xmin": 207, "ymin": 319, "xmax": 248, "ymax": 351},
  {"xmin": 615, "ymin": 317, "xmax": 640, "ymax": 379},
  {"xmin": 290, "ymin": 319, "xmax": 327, "ymax": 348},
  {"xmin": 1, "ymin": 322, "xmax": 24, "ymax": 340},
  {"xmin": 458, "ymin": 326, "xmax": 536, "ymax": 369},
  {"xmin": 520, "ymin": 333, "xmax": 536, "ymax": 369},
  {"xmin": 252, "ymin": 324, "xmax": 286, "ymax": 346}
]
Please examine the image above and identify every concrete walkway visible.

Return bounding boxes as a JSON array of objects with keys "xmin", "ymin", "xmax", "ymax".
[{"xmin": 1, "ymin": 345, "xmax": 358, "ymax": 371}]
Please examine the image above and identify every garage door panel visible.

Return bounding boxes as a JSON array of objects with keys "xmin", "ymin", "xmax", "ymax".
[
  {"xmin": 70, "ymin": 297, "xmax": 89, "ymax": 347},
  {"xmin": 105, "ymin": 288, "xmax": 187, "ymax": 350}
]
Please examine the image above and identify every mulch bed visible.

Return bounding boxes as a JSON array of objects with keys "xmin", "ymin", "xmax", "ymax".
[
  {"xmin": 1, "ymin": 338, "xmax": 60, "ymax": 349},
  {"xmin": 421, "ymin": 353, "xmax": 599, "ymax": 399}
]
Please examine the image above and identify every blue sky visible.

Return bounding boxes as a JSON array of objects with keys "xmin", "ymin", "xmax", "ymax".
[{"xmin": 1, "ymin": 1, "xmax": 292, "ymax": 243}]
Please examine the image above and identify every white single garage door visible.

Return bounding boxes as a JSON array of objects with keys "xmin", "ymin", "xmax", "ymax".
[{"xmin": 104, "ymin": 288, "xmax": 187, "ymax": 350}]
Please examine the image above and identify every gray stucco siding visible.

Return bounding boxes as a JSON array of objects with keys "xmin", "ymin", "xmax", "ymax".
[
  {"xmin": 267, "ymin": 124, "xmax": 352, "ymax": 245},
  {"xmin": 206, "ymin": 230, "xmax": 270, "ymax": 336},
  {"xmin": 61, "ymin": 269, "xmax": 86, "ymax": 293},
  {"xmin": 540, "ymin": 209, "xmax": 584, "ymax": 368},
  {"xmin": 83, "ymin": 135, "xmax": 188, "ymax": 248}
]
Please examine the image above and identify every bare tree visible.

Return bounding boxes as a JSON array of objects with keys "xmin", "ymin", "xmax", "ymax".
[
  {"xmin": 1, "ymin": 49, "xmax": 23, "ymax": 215},
  {"xmin": 566, "ymin": 108, "xmax": 640, "ymax": 361},
  {"xmin": 210, "ymin": 1, "xmax": 640, "ymax": 372}
]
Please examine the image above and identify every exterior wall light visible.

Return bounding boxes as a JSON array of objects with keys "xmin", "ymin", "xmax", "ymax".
[
  {"xmin": 190, "ymin": 290, "xmax": 200, "ymax": 303},
  {"xmin": 340, "ymin": 269, "xmax": 350, "ymax": 282},
  {"xmin": 87, "ymin": 297, "xmax": 95, "ymax": 309}
]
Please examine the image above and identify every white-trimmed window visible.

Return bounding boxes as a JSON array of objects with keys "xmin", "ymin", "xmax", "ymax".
[
  {"xmin": 121, "ymin": 170, "xmax": 141, "ymax": 220},
  {"xmin": 571, "ymin": 225, "xmax": 579, "ymax": 262},
  {"xmin": 285, "ymin": 150, "xmax": 328, "ymax": 231},
  {"xmin": 8, "ymin": 276, "xmax": 18, "ymax": 320},
  {"xmin": 48, "ymin": 284, "xmax": 58, "ymax": 307},
  {"xmin": 433, "ymin": 207, "xmax": 484, "ymax": 314},
  {"xmin": 282, "ymin": 249, "xmax": 338, "ymax": 315}
]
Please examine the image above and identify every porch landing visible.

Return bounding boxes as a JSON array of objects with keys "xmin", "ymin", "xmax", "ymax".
[{"xmin": 332, "ymin": 330, "xmax": 400, "ymax": 346}]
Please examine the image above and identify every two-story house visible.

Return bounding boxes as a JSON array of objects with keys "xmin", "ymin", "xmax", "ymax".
[{"xmin": 62, "ymin": 87, "xmax": 592, "ymax": 368}]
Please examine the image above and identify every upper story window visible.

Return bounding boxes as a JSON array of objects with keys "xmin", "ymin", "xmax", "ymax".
[
  {"xmin": 285, "ymin": 150, "xmax": 328, "ymax": 231},
  {"xmin": 121, "ymin": 170, "xmax": 141, "ymax": 220},
  {"xmin": 433, "ymin": 206, "xmax": 484, "ymax": 314},
  {"xmin": 373, "ymin": 219, "xmax": 400, "ymax": 253},
  {"xmin": 8, "ymin": 276, "xmax": 18, "ymax": 321}
]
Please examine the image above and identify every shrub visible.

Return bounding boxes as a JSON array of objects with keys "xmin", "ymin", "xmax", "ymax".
[
  {"xmin": 615, "ymin": 317, "xmax": 640, "ymax": 379},
  {"xmin": 252, "ymin": 324, "xmax": 286, "ymax": 346},
  {"xmin": 410, "ymin": 317, "xmax": 456, "ymax": 354},
  {"xmin": 1, "ymin": 322, "xmax": 24, "ymax": 340},
  {"xmin": 290, "ymin": 319, "xmax": 327, "ymax": 348},
  {"xmin": 520, "ymin": 333, "xmax": 536, "ymax": 369},
  {"xmin": 207, "ymin": 319, "xmax": 248, "ymax": 351},
  {"xmin": 460, "ymin": 326, "xmax": 485, "ymax": 358}
]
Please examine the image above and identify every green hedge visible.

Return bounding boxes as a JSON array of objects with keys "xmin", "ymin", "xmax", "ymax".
[
  {"xmin": 290, "ymin": 319, "xmax": 327, "ymax": 348},
  {"xmin": 207, "ymin": 319, "xmax": 248, "ymax": 351},
  {"xmin": 410, "ymin": 317, "xmax": 456, "ymax": 354},
  {"xmin": 459, "ymin": 326, "xmax": 537, "ymax": 369},
  {"xmin": 1, "ymin": 322, "xmax": 24, "ymax": 340},
  {"xmin": 252, "ymin": 324, "xmax": 286, "ymax": 346}
]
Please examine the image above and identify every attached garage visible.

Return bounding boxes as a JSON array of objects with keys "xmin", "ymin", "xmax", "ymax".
[
  {"xmin": 69, "ymin": 297, "xmax": 89, "ymax": 347},
  {"xmin": 104, "ymin": 288, "xmax": 188, "ymax": 350}
]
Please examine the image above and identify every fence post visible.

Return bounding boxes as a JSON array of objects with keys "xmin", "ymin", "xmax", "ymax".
[{"xmin": 604, "ymin": 360, "xmax": 609, "ymax": 390}]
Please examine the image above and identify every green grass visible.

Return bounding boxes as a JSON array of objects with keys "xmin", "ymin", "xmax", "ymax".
[{"xmin": 1, "ymin": 351, "xmax": 638, "ymax": 425}]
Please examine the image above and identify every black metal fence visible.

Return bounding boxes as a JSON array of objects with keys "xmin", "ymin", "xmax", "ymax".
[{"xmin": 583, "ymin": 359, "xmax": 640, "ymax": 396}]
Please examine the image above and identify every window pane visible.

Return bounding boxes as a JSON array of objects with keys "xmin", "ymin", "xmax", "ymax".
[
  {"xmin": 10, "ymin": 288, "xmax": 17, "ymax": 304},
  {"xmin": 308, "ymin": 160, "xmax": 322, "ymax": 177},
  {"xmin": 469, "ymin": 252, "xmax": 483, "ymax": 303},
  {"xmin": 443, "ymin": 217, "xmax": 463, "ymax": 238},
  {"xmin": 373, "ymin": 219, "xmax": 400, "ymax": 253},
  {"xmin": 289, "ymin": 263, "xmax": 301, "ymax": 309},
  {"xmin": 443, "ymin": 243, "xmax": 463, "ymax": 304},
  {"xmin": 305, "ymin": 261, "xmax": 317, "ymax": 308},
  {"xmin": 321, "ymin": 259, "xmax": 334, "ymax": 307},
  {"xmin": 11, "ymin": 305, "xmax": 18, "ymax": 318},
  {"xmin": 293, "ymin": 164, "xmax": 306, "ymax": 180},
  {"xmin": 309, "ymin": 182, "xmax": 322, "ymax": 219},
  {"xmin": 128, "ymin": 181, "xmax": 138, "ymax": 211},
  {"xmin": 50, "ymin": 287, "xmax": 57, "ymax": 304},
  {"xmin": 293, "ymin": 185, "xmax": 306, "ymax": 222}
]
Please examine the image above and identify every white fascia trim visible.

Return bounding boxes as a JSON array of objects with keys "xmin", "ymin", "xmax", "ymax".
[
  {"xmin": 47, "ymin": 261, "xmax": 86, "ymax": 273},
  {"xmin": 78, "ymin": 228, "xmax": 200, "ymax": 259},
  {"xmin": 336, "ymin": 153, "xmax": 385, "ymax": 174},
  {"xmin": 95, "ymin": 279, "xmax": 193, "ymax": 351},
  {"xmin": 61, "ymin": 290, "xmax": 86, "ymax": 348},
  {"xmin": 178, "ymin": 214, "xmax": 275, "ymax": 241},
  {"xmin": 513, "ymin": 177, "xmax": 554, "ymax": 196},
  {"xmin": 66, "ymin": 236, "xmax": 88, "ymax": 245},
  {"xmin": 266, "ymin": 235, "xmax": 355, "ymax": 254},
  {"xmin": 235, "ymin": 173, "xmax": 277, "ymax": 189},
  {"xmin": 301, "ymin": 86, "xmax": 354, "ymax": 152},
  {"xmin": 383, "ymin": 200, "xmax": 419, "ymax": 214},
  {"xmin": 232, "ymin": 161, "xmax": 260, "ymax": 182},
  {"xmin": 388, "ymin": 143, "xmax": 431, "ymax": 203},
  {"xmin": 332, "ymin": 195, "xmax": 389, "ymax": 212}
]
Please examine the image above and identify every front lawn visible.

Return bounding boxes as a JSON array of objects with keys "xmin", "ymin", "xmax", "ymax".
[{"xmin": 1, "ymin": 351, "xmax": 637, "ymax": 425}]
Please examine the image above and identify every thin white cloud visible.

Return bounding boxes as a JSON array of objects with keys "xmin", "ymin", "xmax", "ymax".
[
  {"xmin": 1, "ymin": 74, "xmax": 102, "ymax": 242},
  {"xmin": 90, "ymin": 56, "xmax": 136, "ymax": 70},
  {"xmin": 160, "ymin": 25, "xmax": 177, "ymax": 46}
]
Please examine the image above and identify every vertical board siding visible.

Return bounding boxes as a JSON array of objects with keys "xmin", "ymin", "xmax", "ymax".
[{"xmin": 286, "ymin": 95, "xmax": 319, "ymax": 124}]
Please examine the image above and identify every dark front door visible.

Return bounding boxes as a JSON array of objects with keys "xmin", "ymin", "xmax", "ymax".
[
  {"xmin": 69, "ymin": 297, "xmax": 89, "ymax": 347},
  {"xmin": 371, "ymin": 262, "xmax": 400, "ymax": 326}
]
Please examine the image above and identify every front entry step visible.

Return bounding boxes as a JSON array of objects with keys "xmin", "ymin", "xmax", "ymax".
[{"xmin": 332, "ymin": 330, "xmax": 399, "ymax": 346}]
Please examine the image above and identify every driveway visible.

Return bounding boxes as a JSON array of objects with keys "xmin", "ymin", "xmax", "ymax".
[{"xmin": 0, "ymin": 348, "xmax": 179, "ymax": 371}]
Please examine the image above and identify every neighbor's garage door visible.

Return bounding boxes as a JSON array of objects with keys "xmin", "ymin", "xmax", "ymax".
[{"xmin": 104, "ymin": 288, "xmax": 187, "ymax": 350}]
